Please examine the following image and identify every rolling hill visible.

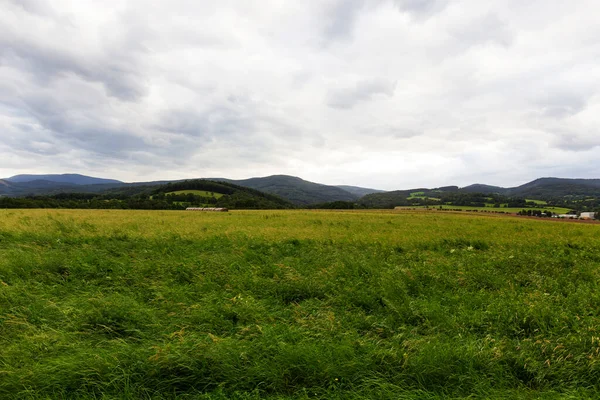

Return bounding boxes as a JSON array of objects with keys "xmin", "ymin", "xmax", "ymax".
[
  {"xmin": 6, "ymin": 174, "xmax": 122, "ymax": 185},
  {"xmin": 0, "ymin": 179, "xmax": 294, "ymax": 210},
  {"xmin": 335, "ymin": 185, "xmax": 385, "ymax": 197},
  {"xmin": 146, "ymin": 179, "xmax": 293, "ymax": 209},
  {"xmin": 462, "ymin": 178, "xmax": 600, "ymax": 198},
  {"xmin": 461, "ymin": 184, "xmax": 505, "ymax": 194},
  {"xmin": 210, "ymin": 175, "xmax": 359, "ymax": 205},
  {"xmin": 2, "ymin": 173, "xmax": 599, "ymax": 208},
  {"xmin": 506, "ymin": 178, "xmax": 600, "ymax": 198},
  {"xmin": 0, "ymin": 173, "xmax": 374, "ymax": 206},
  {"xmin": 359, "ymin": 178, "xmax": 600, "ymax": 208},
  {"xmin": 0, "ymin": 179, "xmax": 78, "ymax": 197}
]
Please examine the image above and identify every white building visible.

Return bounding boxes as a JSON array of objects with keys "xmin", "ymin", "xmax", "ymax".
[
  {"xmin": 558, "ymin": 214, "xmax": 577, "ymax": 219},
  {"xmin": 580, "ymin": 212, "xmax": 596, "ymax": 219}
]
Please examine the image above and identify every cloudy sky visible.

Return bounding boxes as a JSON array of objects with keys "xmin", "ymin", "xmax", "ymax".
[{"xmin": 1, "ymin": 0, "xmax": 599, "ymax": 189}]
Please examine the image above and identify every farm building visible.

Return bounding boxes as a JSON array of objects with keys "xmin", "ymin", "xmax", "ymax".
[
  {"xmin": 579, "ymin": 212, "xmax": 596, "ymax": 219},
  {"xmin": 186, "ymin": 207, "xmax": 228, "ymax": 212},
  {"xmin": 557, "ymin": 214, "xmax": 577, "ymax": 219}
]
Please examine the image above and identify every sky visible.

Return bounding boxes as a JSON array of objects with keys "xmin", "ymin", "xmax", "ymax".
[{"xmin": 1, "ymin": 0, "xmax": 599, "ymax": 190}]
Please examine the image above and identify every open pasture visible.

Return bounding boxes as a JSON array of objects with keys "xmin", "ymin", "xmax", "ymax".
[
  {"xmin": 1, "ymin": 209, "xmax": 600, "ymax": 399},
  {"xmin": 165, "ymin": 190, "xmax": 224, "ymax": 198},
  {"xmin": 396, "ymin": 204, "xmax": 572, "ymax": 214}
]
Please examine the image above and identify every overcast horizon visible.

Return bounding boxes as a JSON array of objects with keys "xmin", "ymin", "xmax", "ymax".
[{"xmin": 1, "ymin": 0, "xmax": 599, "ymax": 191}]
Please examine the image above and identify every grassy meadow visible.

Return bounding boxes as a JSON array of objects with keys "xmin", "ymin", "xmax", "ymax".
[
  {"xmin": 165, "ymin": 190, "xmax": 224, "ymax": 199},
  {"xmin": 1, "ymin": 209, "xmax": 600, "ymax": 399},
  {"xmin": 395, "ymin": 205, "xmax": 572, "ymax": 214}
]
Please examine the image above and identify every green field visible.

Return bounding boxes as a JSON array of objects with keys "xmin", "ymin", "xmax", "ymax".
[
  {"xmin": 1, "ymin": 209, "xmax": 600, "ymax": 398},
  {"xmin": 407, "ymin": 191, "xmax": 440, "ymax": 201},
  {"xmin": 526, "ymin": 199, "xmax": 548, "ymax": 205},
  {"xmin": 166, "ymin": 190, "xmax": 224, "ymax": 198},
  {"xmin": 397, "ymin": 204, "xmax": 572, "ymax": 214}
]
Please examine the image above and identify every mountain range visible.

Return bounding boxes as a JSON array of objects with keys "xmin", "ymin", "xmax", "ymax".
[
  {"xmin": 359, "ymin": 178, "xmax": 600, "ymax": 209},
  {"xmin": 5, "ymin": 174, "xmax": 122, "ymax": 185},
  {"xmin": 0, "ymin": 174, "xmax": 383, "ymax": 205},
  {"xmin": 1, "ymin": 174, "xmax": 600, "ymax": 206},
  {"xmin": 460, "ymin": 178, "xmax": 600, "ymax": 197}
]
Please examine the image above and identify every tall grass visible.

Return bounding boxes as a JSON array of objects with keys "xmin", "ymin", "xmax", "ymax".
[{"xmin": 1, "ymin": 209, "xmax": 599, "ymax": 398}]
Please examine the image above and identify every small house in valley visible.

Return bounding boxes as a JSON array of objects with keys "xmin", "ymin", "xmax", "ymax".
[{"xmin": 186, "ymin": 207, "xmax": 228, "ymax": 212}]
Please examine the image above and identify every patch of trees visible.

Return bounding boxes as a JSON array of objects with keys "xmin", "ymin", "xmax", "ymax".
[
  {"xmin": 215, "ymin": 191, "xmax": 292, "ymax": 209},
  {"xmin": 516, "ymin": 209, "xmax": 554, "ymax": 217},
  {"xmin": 358, "ymin": 190, "xmax": 416, "ymax": 208},
  {"xmin": 307, "ymin": 201, "xmax": 364, "ymax": 209},
  {"xmin": 154, "ymin": 192, "xmax": 219, "ymax": 205},
  {"xmin": 0, "ymin": 195, "xmax": 184, "ymax": 210},
  {"xmin": 157, "ymin": 180, "xmax": 236, "ymax": 196},
  {"xmin": 543, "ymin": 197, "xmax": 600, "ymax": 212}
]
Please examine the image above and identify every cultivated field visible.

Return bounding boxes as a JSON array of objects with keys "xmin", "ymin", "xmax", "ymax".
[{"xmin": 1, "ymin": 209, "xmax": 600, "ymax": 399}]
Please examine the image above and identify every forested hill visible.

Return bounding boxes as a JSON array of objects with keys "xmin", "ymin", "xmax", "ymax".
[
  {"xmin": 3, "ymin": 174, "xmax": 600, "ymax": 206},
  {"xmin": 210, "ymin": 175, "xmax": 359, "ymax": 205},
  {"xmin": 0, "ymin": 173, "xmax": 376, "ymax": 205},
  {"xmin": 6, "ymin": 174, "xmax": 122, "ymax": 185},
  {"xmin": 359, "ymin": 178, "xmax": 600, "ymax": 210},
  {"xmin": 0, "ymin": 175, "xmax": 126, "ymax": 197},
  {"xmin": 506, "ymin": 178, "xmax": 600, "ymax": 198},
  {"xmin": 359, "ymin": 189, "xmax": 432, "ymax": 209},
  {"xmin": 154, "ymin": 180, "xmax": 293, "ymax": 209},
  {"xmin": 0, "ymin": 180, "xmax": 293, "ymax": 210},
  {"xmin": 461, "ymin": 178, "xmax": 600, "ymax": 198},
  {"xmin": 335, "ymin": 185, "xmax": 385, "ymax": 197},
  {"xmin": 0, "ymin": 179, "xmax": 82, "ymax": 197},
  {"xmin": 460, "ymin": 184, "xmax": 505, "ymax": 194}
]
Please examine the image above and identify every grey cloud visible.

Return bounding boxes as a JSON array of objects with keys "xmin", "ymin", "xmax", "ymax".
[
  {"xmin": 148, "ymin": 97, "xmax": 301, "ymax": 171},
  {"xmin": 0, "ymin": 5, "xmax": 148, "ymax": 102},
  {"xmin": 68, "ymin": 129, "xmax": 150, "ymax": 156},
  {"xmin": 2, "ymin": 123, "xmax": 63, "ymax": 156},
  {"xmin": 554, "ymin": 131, "xmax": 600, "ymax": 152},
  {"xmin": 155, "ymin": 104, "xmax": 255, "ymax": 141},
  {"xmin": 1, "ymin": 42, "xmax": 147, "ymax": 102},
  {"xmin": 12, "ymin": 127, "xmax": 148, "ymax": 158},
  {"xmin": 155, "ymin": 110, "xmax": 210, "ymax": 138},
  {"xmin": 536, "ymin": 91, "xmax": 589, "ymax": 119},
  {"xmin": 5, "ymin": 0, "xmax": 54, "ymax": 15},
  {"xmin": 322, "ymin": 0, "xmax": 365, "ymax": 42},
  {"xmin": 6, "ymin": 83, "xmax": 160, "ymax": 161},
  {"xmin": 393, "ymin": 0, "xmax": 448, "ymax": 17},
  {"xmin": 359, "ymin": 124, "xmax": 422, "ymax": 139},
  {"xmin": 449, "ymin": 13, "xmax": 513, "ymax": 48},
  {"xmin": 155, "ymin": 98, "xmax": 301, "ymax": 153},
  {"xmin": 327, "ymin": 78, "xmax": 396, "ymax": 109},
  {"xmin": 390, "ymin": 128, "xmax": 422, "ymax": 139}
]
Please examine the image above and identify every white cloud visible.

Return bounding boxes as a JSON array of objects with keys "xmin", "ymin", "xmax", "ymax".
[
  {"xmin": 327, "ymin": 78, "xmax": 396, "ymax": 109},
  {"xmin": 0, "ymin": 0, "xmax": 599, "ymax": 189}
]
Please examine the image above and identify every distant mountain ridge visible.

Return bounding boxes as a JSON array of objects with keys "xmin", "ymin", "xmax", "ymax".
[
  {"xmin": 0, "ymin": 173, "xmax": 378, "ymax": 205},
  {"xmin": 6, "ymin": 174, "xmax": 122, "ymax": 185},
  {"xmin": 210, "ymin": 175, "xmax": 359, "ymax": 205},
  {"xmin": 335, "ymin": 185, "xmax": 385, "ymax": 197},
  {"xmin": 461, "ymin": 184, "xmax": 505, "ymax": 194},
  {"xmin": 360, "ymin": 177, "xmax": 600, "ymax": 208},
  {"xmin": 2, "ymin": 173, "xmax": 599, "ymax": 206},
  {"xmin": 462, "ymin": 178, "xmax": 600, "ymax": 197}
]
